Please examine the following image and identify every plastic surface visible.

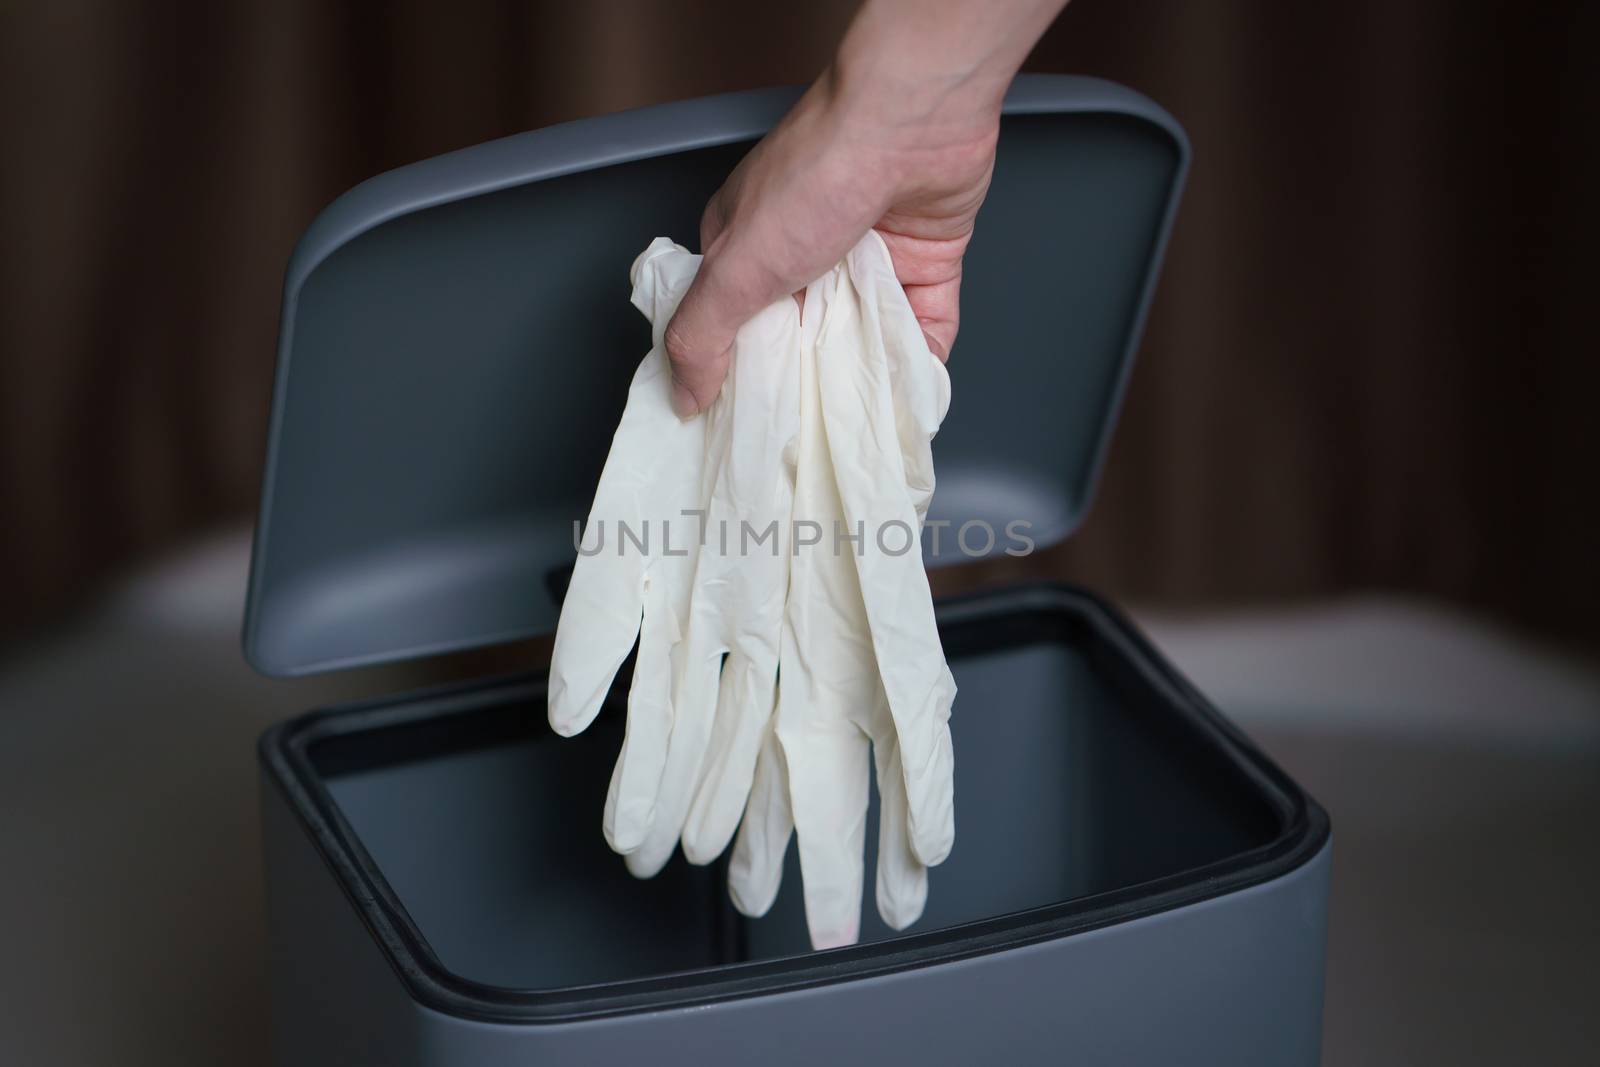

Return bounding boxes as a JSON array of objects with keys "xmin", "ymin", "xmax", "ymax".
[
  {"xmin": 260, "ymin": 586, "xmax": 1330, "ymax": 1064},
  {"xmin": 244, "ymin": 76, "xmax": 1188, "ymax": 676},
  {"xmin": 247, "ymin": 77, "xmax": 1332, "ymax": 1066},
  {"xmin": 261, "ymin": 586, "xmax": 1323, "ymax": 1014},
  {"xmin": 265, "ymin": 786, "xmax": 1328, "ymax": 1067},
  {"xmin": 324, "ymin": 628, "xmax": 1267, "ymax": 985}
]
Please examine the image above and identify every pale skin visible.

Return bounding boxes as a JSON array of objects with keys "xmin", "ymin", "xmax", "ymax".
[{"xmin": 664, "ymin": 0, "xmax": 1072, "ymax": 418}]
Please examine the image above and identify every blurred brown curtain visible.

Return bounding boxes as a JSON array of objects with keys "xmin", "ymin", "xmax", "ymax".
[{"xmin": 2, "ymin": 0, "xmax": 1596, "ymax": 647}]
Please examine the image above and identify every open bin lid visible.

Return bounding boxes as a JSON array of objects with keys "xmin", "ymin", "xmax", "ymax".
[{"xmin": 244, "ymin": 74, "xmax": 1188, "ymax": 677}]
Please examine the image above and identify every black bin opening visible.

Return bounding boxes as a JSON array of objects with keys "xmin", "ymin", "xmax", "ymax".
[{"xmin": 300, "ymin": 588, "xmax": 1282, "ymax": 993}]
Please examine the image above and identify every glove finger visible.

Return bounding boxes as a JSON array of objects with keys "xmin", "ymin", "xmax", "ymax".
[
  {"xmin": 846, "ymin": 231, "xmax": 951, "ymax": 471},
  {"xmin": 682, "ymin": 651, "xmax": 779, "ymax": 864},
  {"xmin": 631, "ymin": 237, "xmax": 701, "ymax": 348},
  {"xmin": 600, "ymin": 576, "xmax": 682, "ymax": 854},
  {"xmin": 552, "ymin": 242, "xmax": 706, "ymax": 735},
  {"xmin": 727, "ymin": 723, "xmax": 793, "ymax": 918},
  {"xmin": 643, "ymin": 296, "xmax": 797, "ymax": 870},
  {"xmin": 547, "ymin": 549, "xmax": 647, "ymax": 738},
  {"xmin": 815, "ymin": 242, "xmax": 957, "ymax": 870},
  {"xmin": 781, "ymin": 720, "xmax": 872, "ymax": 951},
  {"xmin": 622, "ymin": 636, "xmax": 722, "ymax": 878},
  {"xmin": 682, "ymin": 300, "xmax": 797, "ymax": 865},
  {"xmin": 549, "ymin": 361, "xmax": 698, "ymax": 737},
  {"xmin": 871, "ymin": 728, "xmax": 929, "ymax": 931},
  {"xmin": 901, "ymin": 678, "xmax": 956, "ymax": 868}
]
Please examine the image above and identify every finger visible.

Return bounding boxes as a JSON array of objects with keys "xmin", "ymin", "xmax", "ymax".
[
  {"xmin": 600, "ymin": 577, "xmax": 680, "ymax": 854},
  {"xmin": 727, "ymin": 724, "xmax": 793, "ymax": 919},
  {"xmin": 876, "ymin": 228, "xmax": 966, "ymax": 363},
  {"xmin": 699, "ymin": 188, "xmax": 730, "ymax": 251},
  {"xmin": 902, "ymin": 272, "xmax": 961, "ymax": 362},
  {"xmin": 780, "ymin": 719, "xmax": 872, "ymax": 951},
  {"xmin": 871, "ymin": 730, "xmax": 929, "ymax": 931},
  {"xmin": 662, "ymin": 243, "xmax": 779, "ymax": 419},
  {"xmin": 682, "ymin": 652, "xmax": 777, "ymax": 864}
]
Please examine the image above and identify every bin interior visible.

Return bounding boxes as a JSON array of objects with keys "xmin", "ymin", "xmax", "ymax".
[{"xmin": 306, "ymin": 593, "xmax": 1282, "ymax": 992}]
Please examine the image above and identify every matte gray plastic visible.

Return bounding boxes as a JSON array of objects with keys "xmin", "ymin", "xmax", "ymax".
[
  {"xmin": 260, "ymin": 588, "xmax": 1329, "ymax": 1064},
  {"xmin": 266, "ymin": 787, "xmax": 1327, "ymax": 1066},
  {"xmin": 243, "ymin": 75, "xmax": 1188, "ymax": 676},
  {"xmin": 326, "ymin": 639, "xmax": 1271, "ymax": 984},
  {"xmin": 249, "ymin": 75, "xmax": 1331, "ymax": 1065}
]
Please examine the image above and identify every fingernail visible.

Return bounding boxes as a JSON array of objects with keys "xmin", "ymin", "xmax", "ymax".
[{"xmin": 671, "ymin": 383, "xmax": 700, "ymax": 419}]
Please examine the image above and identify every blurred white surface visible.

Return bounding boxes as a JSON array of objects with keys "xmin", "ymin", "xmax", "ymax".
[
  {"xmin": 1143, "ymin": 601, "xmax": 1600, "ymax": 1067},
  {"xmin": 1140, "ymin": 599, "xmax": 1600, "ymax": 748},
  {"xmin": 1, "ymin": 529, "xmax": 1596, "ymax": 1065}
]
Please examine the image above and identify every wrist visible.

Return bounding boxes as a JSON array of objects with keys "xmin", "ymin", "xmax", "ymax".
[
  {"xmin": 830, "ymin": 0, "xmax": 1049, "ymax": 124},
  {"xmin": 810, "ymin": 57, "xmax": 998, "ymax": 203},
  {"xmin": 826, "ymin": 42, "xmax": 1006, "ymax": 139}
]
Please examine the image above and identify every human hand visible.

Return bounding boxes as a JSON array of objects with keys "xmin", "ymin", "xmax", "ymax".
[{"xmin": 663, "ymin": 0, "xmax": 1068, "ymax": 417}]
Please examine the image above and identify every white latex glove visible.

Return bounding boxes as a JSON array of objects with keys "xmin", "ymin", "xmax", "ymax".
[
  {"xmin": 549, "ymin": 238, "xmax": 800, "ymax": 867},
  {"xmin": 548, "ymin": 238, "xmax": 702, "ymax": 855},
  {"xmin": 622, "ymin": 273, "xmax": 801, "ymax": 880},
  {"xmin": 820, "ymin": 234, "xmax": 956, "ymax": 871},
  {"xmin": 724, "ymin": 232, "xmax": 956, "ymax": 948}
]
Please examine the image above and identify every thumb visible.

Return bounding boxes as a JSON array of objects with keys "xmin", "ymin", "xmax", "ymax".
[{"xmin": 663, "ymin": 235, "xmax": 789, "ymax": 418}]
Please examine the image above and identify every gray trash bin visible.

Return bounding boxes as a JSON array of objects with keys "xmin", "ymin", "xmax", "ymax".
[{"xmin": 248, "ymin": 75, "xmax": 1331, "ymax": 1066}]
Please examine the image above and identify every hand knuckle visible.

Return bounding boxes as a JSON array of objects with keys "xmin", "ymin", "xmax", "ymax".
[{"xmin": 663, "ymin": 321, "xmax": 699, "ymax": 367}]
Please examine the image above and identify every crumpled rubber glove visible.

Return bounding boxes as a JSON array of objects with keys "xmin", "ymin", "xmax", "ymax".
[
  {"xmin": 619, "ymin": 264, "xmax": 801, "ymax": 880},
  {"xmin": 718, "ymin": 232, "xmax": 956, "ymax": 948},
  {"xmin": 554, "ymin": 233, "xmax": 952, "ymax": 950},
  {"xmin": 548, "ymin": 238, "xmax": 800, "ymax": 862}
]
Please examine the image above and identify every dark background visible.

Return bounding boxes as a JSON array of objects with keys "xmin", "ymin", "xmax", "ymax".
[{"xmin": 3, "ymin": 0, "xmax": 1596, "ymax": 651}]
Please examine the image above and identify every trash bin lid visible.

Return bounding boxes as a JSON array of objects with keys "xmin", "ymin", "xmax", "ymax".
[{"xmin": 244, "ymin": 74, "xmax": 1188, "ymax": 676}]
